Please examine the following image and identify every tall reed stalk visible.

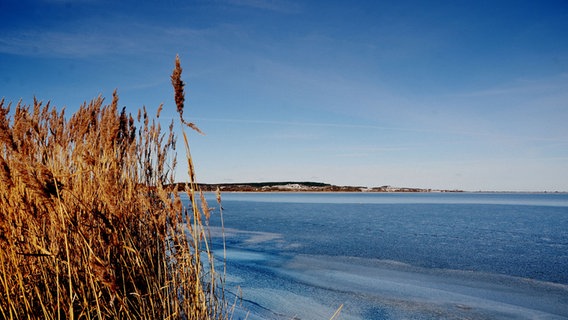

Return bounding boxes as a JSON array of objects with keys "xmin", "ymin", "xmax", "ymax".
[{"xmin": 0, "ymin": 56, "xmax": 227, "ymax": 319}]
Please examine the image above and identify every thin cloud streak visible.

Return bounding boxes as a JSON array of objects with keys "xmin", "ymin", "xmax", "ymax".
[
  {"xmin": 225, "ymin": 0, "xmax": 302, "ymax": 13},
  {"xmin": 0, "ymin": 30, "xmax": 137, "ymax": 57},
  {"xmin": 448, "ymin": 74, "xmax": 568, "ymax": 98},
  {"xmin": 0, "ymin": 18, "xmax": 212, "ymax": 58},
  {"xmin": 193, "ymin": 117, "xmax": 568, "ymax": 143}
]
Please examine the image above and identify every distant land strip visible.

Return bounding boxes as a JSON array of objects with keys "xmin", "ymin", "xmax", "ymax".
[{"xmin": 167, "ymin": 181, "xmax": 464, "ymax": 193}]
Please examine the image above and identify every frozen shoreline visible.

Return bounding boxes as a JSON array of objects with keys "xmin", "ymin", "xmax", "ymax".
[
  {"xmin": 217, "ymin": 236, "xmax": 568, "ymax": 319},
  {"xmin": 279, "ymin": 254, "xmax": 568, "ymax": 319}
]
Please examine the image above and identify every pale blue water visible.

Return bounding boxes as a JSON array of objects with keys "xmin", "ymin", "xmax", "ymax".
[{"xmin": 196, "ymin": 193, "xmax": 568, "ymax": 319}]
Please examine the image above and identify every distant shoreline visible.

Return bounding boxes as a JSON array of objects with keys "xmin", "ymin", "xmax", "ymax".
[
  {"xmin": 165, "ymin": 181, "xmax": 567, "ymax": 193},
  {"xmin": 168, "ymin": 181, "xmax": 464, "ymax": 193}
]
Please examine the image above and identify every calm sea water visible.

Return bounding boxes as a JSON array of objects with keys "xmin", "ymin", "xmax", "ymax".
[{"xmin": 197, "ymin": 192, "xmax": 568, "ymax": 319}]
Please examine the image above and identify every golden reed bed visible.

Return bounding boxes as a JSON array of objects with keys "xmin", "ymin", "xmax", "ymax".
[{"xmin": 0, "ymin": 56, "xmax": 229, "ymax": 319}]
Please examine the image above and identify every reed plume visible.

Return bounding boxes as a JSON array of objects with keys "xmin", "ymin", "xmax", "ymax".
[{"xmin": 172, "ymin": 55, "xmax": 204, "ymax": 135}]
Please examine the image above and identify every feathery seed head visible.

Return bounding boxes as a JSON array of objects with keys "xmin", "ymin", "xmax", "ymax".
[{"xmin": 171, "ymin": 55, "xmax": 185, "ymax": 117}]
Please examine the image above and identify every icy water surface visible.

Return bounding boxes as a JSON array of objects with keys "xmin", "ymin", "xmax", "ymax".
[{"xmin": 196, "ymin": 193, "xmax": 568, "ymax": 319}]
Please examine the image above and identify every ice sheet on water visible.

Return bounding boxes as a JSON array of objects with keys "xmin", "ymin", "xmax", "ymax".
[
  {"xmin": 209, "ymin": 226, "xmax": 283, "ymax": 244},
  {"xmin": 239, "ymin": 288, "xmax": 352, "ymax": 320},
  {"xmin": 220, "ymin": 244, "xmax": 568, "ymax": 319},
  {"xmin": 223, "ymin": 248, "xmax": 268, "ymax": 261},
  {"xmin": 275, "ymin": 254, "xmax": 568, "ymax": 319}
]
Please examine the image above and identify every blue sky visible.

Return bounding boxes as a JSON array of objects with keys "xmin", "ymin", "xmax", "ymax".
[{"xmin": 1, "ymin": 0, "xmax": 567, "ymax": 191}]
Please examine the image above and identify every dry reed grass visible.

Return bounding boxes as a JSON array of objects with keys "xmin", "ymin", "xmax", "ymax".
[{"xmin": 0, "ymin": 56, "xmax": 228, "ymax": 319}]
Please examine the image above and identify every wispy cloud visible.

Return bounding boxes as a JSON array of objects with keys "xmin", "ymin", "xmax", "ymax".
[
  {"xmin": 192, "ymin": 116, "xmax": 568, "ymax": 143},
  {"xmin": 225, "ymin": 0, "xmax": 301, "ymax": 13},
  {"xmin": 269, "ymin": 132, "xmax": 321, "ymax": 141},
  {"xmin": 0, "ymin": 18, "xmax": 243, "ymax": 59},
  {"xmin": 332, "ymin": 147, "xmax": 409, "ymax": 159},
  {"xmin": 194, "ymin": 117, "xmax": 407, "ymax": 131},
  {"xmin": 333, "ymin": 152, "xmax": 371, "ymax": 158},
  {"xmin": 0, "ymin": 29, "xmax": 140, "ymax": 57},
  {"xmin": 450, "ymin": 73, "xmax": 568, "ymax": 98},
  {"xmin": 40, "ymin": 0, "xmax": 99, "ymax": 3}
]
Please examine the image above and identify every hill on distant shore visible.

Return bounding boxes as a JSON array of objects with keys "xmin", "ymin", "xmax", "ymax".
[{"xmin": 167, "ymin": 181, "xmax": 463, "ymax": 193}]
